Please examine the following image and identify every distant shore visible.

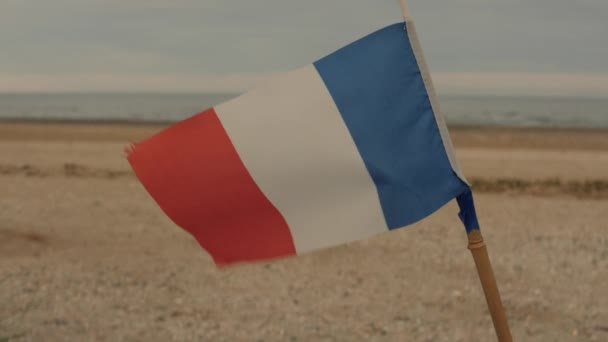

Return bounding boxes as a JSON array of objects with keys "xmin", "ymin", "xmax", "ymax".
[
  {"xmin": 1, "ymin": 119, "xmax": 607, "ymax": 199},
  {"xmin": 2, "ymin": 119, "xmax": 607, "ymax": 151}
]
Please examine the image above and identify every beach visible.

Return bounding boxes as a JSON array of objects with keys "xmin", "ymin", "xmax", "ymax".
[{"xmin": 1, "ymin": 122, "xmax": 607, "ymax": 341}]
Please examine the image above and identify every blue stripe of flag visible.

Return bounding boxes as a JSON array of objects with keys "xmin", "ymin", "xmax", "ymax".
[{"xmin": 314, "ymin": 23, "xmax": 469, "ymax": 230}]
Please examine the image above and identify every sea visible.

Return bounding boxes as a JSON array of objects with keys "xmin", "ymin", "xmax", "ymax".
[{"xmin": 1, "ymin": 93, "xmax": 607, "ymax": 129}]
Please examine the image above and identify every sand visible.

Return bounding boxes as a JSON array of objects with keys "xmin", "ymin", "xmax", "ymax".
[{"xmin": 1, "ymin": 122, "xmax": 607, "ymax": 341}]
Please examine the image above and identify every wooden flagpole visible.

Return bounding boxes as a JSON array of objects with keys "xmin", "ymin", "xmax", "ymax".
[
  {"xmin": 397, "ymin": 1, "xmax": 513, "ymax": 341},
  {"xmin": 467, "ymin": 230, "xmax": 513, "ymax": 341}
]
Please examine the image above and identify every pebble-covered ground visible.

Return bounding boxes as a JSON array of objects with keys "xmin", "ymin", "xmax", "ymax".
[{"xmin": 1, "ymin": 125, "xmax": 607, "ymax": 341}]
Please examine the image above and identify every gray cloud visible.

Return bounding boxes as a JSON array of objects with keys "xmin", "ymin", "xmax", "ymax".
[
  {"xmin": 1, "ymin": 0, "xmax": 607, "ymax": 92},
  {"xmin": 411, "ymin": 0, "xmax": 608, "ymax": 73}
]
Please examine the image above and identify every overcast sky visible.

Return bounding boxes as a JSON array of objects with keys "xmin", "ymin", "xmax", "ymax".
[{"xmin": 1, "ymin": 0, "xmax": 607, "ymax": 96}]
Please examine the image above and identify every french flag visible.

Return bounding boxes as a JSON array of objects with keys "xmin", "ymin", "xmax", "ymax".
[{"xmin": 128, "ymin": 21, "xmax": 477, "ymax": 266}]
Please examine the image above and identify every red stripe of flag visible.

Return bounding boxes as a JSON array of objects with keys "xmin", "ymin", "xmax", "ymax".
[{"xmin": 127, "ymin": 108, "xmax": 296, "ymax": 265}]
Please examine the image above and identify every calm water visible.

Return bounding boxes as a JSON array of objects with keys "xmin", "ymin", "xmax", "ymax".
[{"xmin": 1, "ymin": 93, "xmax": 607, "ymax": 128}]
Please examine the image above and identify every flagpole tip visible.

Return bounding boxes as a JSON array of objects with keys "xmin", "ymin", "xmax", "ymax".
[{"xmin": 399, "ymin": 0, "xmax": 413, "ymax": 22}]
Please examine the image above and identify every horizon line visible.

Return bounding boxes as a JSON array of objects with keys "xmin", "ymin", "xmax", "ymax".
[{"xmin": 1, "ymin": 71, "xmax": 607, "ymax": 98}]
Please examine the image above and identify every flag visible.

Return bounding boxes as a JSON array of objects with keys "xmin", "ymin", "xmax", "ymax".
[{"xmin": 127, "ymin": 20, "xmax": 479, "ymax": 266}]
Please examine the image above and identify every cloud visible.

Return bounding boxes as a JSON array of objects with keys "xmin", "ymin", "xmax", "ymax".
[
  {"xmin": 0, "ymin": 72, "xmax": 271, "ymax": 93},
  {"xmin": 433, "ymin": 72, "xmax": 608, "ymax": 97},
  {"xmin": 2, "ymin": 71, "xmax": 607, "ymax": 97},
  {"xmin": 1, "ymin": 0, "xmax": 607, "ymax": 94}
]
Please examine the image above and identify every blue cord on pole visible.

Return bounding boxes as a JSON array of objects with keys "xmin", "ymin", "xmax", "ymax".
[{"xmin": 457, "ymin": 189, "xmax": 480, "ymax": 233}]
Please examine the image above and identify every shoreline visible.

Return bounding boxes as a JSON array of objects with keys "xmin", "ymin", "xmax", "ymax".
[
  {"xmin": 2, "ymin": 119, "xmax": 607, "ymax": 150},
  {"xmin": 3, "ymin": 116, "xmax": 608, "ymax": 130},
  {"xmin": 1, "ymin": 119, "xmax": 607, "ymax": 199}
]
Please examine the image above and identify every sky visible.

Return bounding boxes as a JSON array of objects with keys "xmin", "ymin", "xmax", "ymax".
[{"xmin": 1, "ymin": 0, "xmax": 607, "ymax": 96}]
